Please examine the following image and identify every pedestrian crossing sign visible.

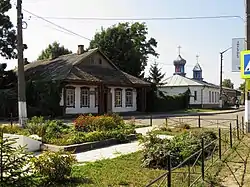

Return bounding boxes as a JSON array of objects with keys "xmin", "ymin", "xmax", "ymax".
[{"xmin": 240, "ymin": 50, "xmax": 250, "ymax": 79}]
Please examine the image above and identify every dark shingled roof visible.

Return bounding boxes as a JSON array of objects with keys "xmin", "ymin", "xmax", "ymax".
[{"xmin": 24, "ymin": 48, "xmax": 150, "ymax": 86}]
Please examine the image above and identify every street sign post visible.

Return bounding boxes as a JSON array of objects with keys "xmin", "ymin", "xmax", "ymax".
[{"xmin": 240, "ymin": 50, "xmax": 250, "ymax": 132}]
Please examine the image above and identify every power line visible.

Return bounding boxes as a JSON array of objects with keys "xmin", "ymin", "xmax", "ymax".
[
  {"xmin": 22, "ymin": 9, "xmax": 91, "ymax": 41},
  {"xmin": 30, "ymin": 15, "xmax": 245, "ymax": 22}
]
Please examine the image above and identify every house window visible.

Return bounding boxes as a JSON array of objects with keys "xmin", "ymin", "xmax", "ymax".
[
  {"xmin": 209, "ymin": 91, "xmax": 211, "ymax": 103},
  {"xmin": 95, "ymin": 88, "xmax": 98, "ymax": 107},
  {"xmin": 115, "ymin": 88, "xmax": 122, "ymax": 107},
  {"xmin": 66, "ymin": 87, "xmax": 75, "ymax": 107},
  {"xmin": 215, "ymin": 92, "xmax": 217, "ymax": 103},
  {"xmin": 80, "ymin": 87, "xmax": 90, "ymax": 107},
  {"xmin": 194, "ymin": 91, "xmax": 197, "ymax": 101},
  {"xmin": 126, "ymin": 89, "xmax": 133, "ymax": 107},
  {"xmin": 212, "ymin": 92, "xmax": 214, "ymax": 103}
]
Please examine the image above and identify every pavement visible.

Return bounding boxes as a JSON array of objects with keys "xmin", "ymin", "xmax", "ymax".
[{"xmin": 75, "ymin": 126, "xmax": 174, "ymax": 163}]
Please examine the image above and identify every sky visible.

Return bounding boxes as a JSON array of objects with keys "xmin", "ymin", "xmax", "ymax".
[{"xmin": 1, "ymin": 0, "xmax": 245, "ymax": 88}]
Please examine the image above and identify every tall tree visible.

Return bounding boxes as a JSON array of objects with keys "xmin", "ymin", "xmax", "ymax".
[
  {"xmin": 37, "ymin": 41, "xmax": 72, "ymax": 60},
  {"xmin": 89, "ymin": 22, "xmax": 158, "ymax": 77},
  {"xmin": 222, "ymin": 79, "xmax": 234, "ymax": 89},
  {"xmin": 239, "ymin": 82, "xmax": 245, "ymax": 91},
  {"xmin": 148, "ymin": 61, "xmax": 165, "ymax": 85},
  {"xmin": 0, "ymin": 0, "xmax": 17, "ymax": 59}
]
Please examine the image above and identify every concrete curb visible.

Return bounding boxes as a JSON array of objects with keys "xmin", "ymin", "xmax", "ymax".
[
  {"xmin": 123, "ymin": 108, "xmax": 244, "ymax": 120},
  {"xmin": 41, "ymin": 134, "xmax": 138, "ymax": 153}
]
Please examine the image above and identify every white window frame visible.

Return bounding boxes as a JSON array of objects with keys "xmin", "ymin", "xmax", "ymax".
[
  {"xmin": 115, "ymin": 88, "xmax": 122, "ymax": 107},
  {"xmin": 66, "ymin": 87, "xmax": 75, "ymax": 107},
  {"xmin": 95, "ymin": 88, "xmax": 98, "ymax": 107},
  {"xmin": 80, "ymin": 87, "xmax": 90, "ymax": 108},
  {"xmin": 125, "ymin": 89, "xmax": 133, "ymax": 107}
]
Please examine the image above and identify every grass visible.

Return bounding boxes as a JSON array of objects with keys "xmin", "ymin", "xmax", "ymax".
[
  {"xmin": 152, "ymin": 125, "xmax": 220, "ymax": 136},
  {"xmin": 61, "ymin": 152, "xmax": 166, "ymax": 187},
  {"xmin": 52, "ymin": 131, "xmax": 250, "ymax": 187}
]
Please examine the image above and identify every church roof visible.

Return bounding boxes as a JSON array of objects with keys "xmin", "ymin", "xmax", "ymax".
[
  {"xmin": 160, "ymin": 74, "xmax": 219, "ymax": 88},
  {"xmin": 193, "ymin": 63, "xmax": 202, "ymax": 71}
]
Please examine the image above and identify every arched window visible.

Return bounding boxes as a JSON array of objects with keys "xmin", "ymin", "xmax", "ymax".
[
  {"xmin": 65, "ymin": 86, "xmax": 75, "ymax": 107},
  {"xmin": 125, "ymin": 89, "xmax": 133, "ymax": 107},
  {"xmin": 80, "ymin": 87, "xmax": 90, "ymax": 107},
  {"xmin": 115, "ymin": 88, "xmax": 122, "ymax": 107}
]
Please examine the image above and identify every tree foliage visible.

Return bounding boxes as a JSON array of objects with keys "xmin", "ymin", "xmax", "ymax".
[
  {"xmin": 148, "ymin": 61, "xmax": 165, "ymax": 85},
  {"xmin": 239, "ymin": 82, "xmax": 245, "ymax": 91},
  {"xmin": 0, "ymin": 63, "xmax": 17, "ymax": 117},
  {"xmin": 222, "ymin": 79, "xmax": 234, "ymax": 89},
  {"xmin": 89, "ymin": 22, "xmax": 158, "ymax": 77},
  {"xmin": 0, "ymin": 129, "xmax": 35, "ymax": 187},
  {"xmin": 0, "ymin": 0, "xmax": 17, "ymax": 59},
  {"xmin": 37, "ymin": 42, "xmax": 72, "ymax": 60}
]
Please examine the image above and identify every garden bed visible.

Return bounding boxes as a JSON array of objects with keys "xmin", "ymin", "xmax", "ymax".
[{"xmin": 0, "ymin": 113, "xmax": 137, "ymax": 150}]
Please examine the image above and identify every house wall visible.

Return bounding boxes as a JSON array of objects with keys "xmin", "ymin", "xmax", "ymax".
[
  {"xmin": 60, "ymin": 85, "xmax": 137, "ymax": 114},
  {"xmin": 159, "ymin": 86, "xmax": 220, "ymax": 108},
  {"xmin": 79, "ymin": 52, "xmax": 114, "ymax": 69}
]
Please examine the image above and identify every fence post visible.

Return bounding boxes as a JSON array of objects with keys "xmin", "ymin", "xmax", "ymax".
[
  {"xmin": 167, "ymin": 154, "xmax": 171, "ymax": 187},
  {"xmin": 188, "ymin": 159, "xmax": 191, "ymax": 186},
  {"xmin": 150, "ymin": 114, "xmax": 153, "ymax": 126},
  {"xmin": 201, "ymin": 138, "xmax": 205, "ymax": 181},
  {"xmin": 10, "ymin": 113, "xmax": 13, "ymax": 127},
  {"xmin": 236, "ymin": 115, "xmax": 239, "ymax": 140},
  {"xmin": 242, "ymin": 116, "xmax": 244, "ymax": 134},
  {"xmin": 165, "ymin": 118, "xmax": 168, "ymax": 126},
  {"xmin": 229, "ymin": 123, "xmax": 233, "ymax": 148},
  {"xmin": 198, "ymin": 115, "xmax": 201, "ymax": 128},
  {"xmin": 219, "ymin": 128, "xmax": 222, "ymax": 160}
]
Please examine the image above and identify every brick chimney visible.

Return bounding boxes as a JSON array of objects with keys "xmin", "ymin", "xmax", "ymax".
[
  {"xmin": 77, "ymin": 45, "xmax": 84, "ymax": 55},
  {"xmin": 24, "ymin": 58, "xmax": 29, "ymax": 65}
]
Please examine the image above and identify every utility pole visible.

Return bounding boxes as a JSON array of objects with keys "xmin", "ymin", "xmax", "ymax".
[
  {"xmin": 17, "ymin": 0, "xmax": 27, "ymax": 126},
  {"xmin": 219, "ymin": 52, "xmax": 223, "ymax": 108}
]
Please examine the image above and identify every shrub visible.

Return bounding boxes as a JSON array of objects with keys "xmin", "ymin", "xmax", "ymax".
[
  {"xmin": 178, "ymin": 123, "xmax": 191, "ymax": 129},
  {"xmin": 74, "ymin": 115, "xmax": 96, "ymax": 132},
  {"xmin": 74, "ymin": 114, "xmax": 124, "ymax": 132},
  {"xmin": 26, "ymin": 116, "xmax": 47, "ymax": 139},
  {"xmin": 141, "ymin": 130, "xmax": 217, "ymax": 169},
  {"xmin": 0, "ymin": 130, "xmax": 36, "ymax": 187},
  {"xmin": 31, "ymin": 150, "xmax": 77, "ymax": 184}
]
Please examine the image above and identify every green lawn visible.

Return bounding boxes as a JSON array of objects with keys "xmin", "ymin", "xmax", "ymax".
[{"xmin": 56, "ymin": 152, "xmax": 166, "ymax": 187}]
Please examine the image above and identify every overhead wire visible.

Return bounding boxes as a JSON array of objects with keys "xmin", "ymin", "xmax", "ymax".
[
  {"xmin": 22, "ymin": 9, "xmax": 92, "ymax": 41},
  {"xmin": 34, "ymin": 15, "xmax": 245, "ymax": 22}
]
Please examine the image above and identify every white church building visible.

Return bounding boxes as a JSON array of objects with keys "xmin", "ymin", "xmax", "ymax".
[{"xmin": 159, "ymin": 52, "xmax": 238, "ymax": 108}]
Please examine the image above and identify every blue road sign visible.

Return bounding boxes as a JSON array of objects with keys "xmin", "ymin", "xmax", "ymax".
[{"xmin": 240, "ymin": 50, "xmax": 250, "ymax": 79}]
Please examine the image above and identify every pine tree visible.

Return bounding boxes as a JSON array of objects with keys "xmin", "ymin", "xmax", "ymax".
[
  {"xmin": 148, "ymin": 61, "xmax": 165, "ymax": 85},
  {"xmin": 0, "ymin": 128, "xmax": 36, "ymax": 187}
]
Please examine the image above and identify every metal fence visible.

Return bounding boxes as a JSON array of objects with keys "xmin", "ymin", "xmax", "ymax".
[{"xmin": 145, "ymin": 116, "xmax": 249, "ymax": 187}]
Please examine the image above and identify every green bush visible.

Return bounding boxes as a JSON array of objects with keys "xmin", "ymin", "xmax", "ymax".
[
  {"xmin": 140, "ymin": 130, "xmax": 217, "ymax": 169},
  {"xmin": 74, "ymin": 114, "xmax": 127, "ymax": 132},
  {"xmin": 0, "ymin": 130, "xmax": 36, "ymax": 187},
  {"xmin": 31, "ymin": 150, "xmax": 77, "ymax": 184},
  {"xmin": 26, "ymin": 116, "xmax": 47, "ymax": 138}
]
